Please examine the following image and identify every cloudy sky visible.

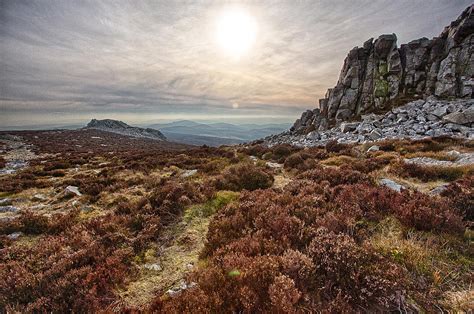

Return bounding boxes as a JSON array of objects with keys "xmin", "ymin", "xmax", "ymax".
[{"xmin": 0, "ymin": 0, "xmax": 470, "ymax": 127}]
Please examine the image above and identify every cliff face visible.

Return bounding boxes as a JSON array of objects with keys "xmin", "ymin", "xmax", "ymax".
[{"xmin": 291, "ymin": 5, "xmax": 474, "ymax": 134}]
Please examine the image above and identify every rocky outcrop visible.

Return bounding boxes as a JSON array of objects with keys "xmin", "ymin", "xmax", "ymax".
[
  {"xmin": 265, "ymin": 98, "xmax": 473, "ymax": 147},
  {"xmin": 291, "ymin": 5, "xmax": 474, "ymax": 134},
  {"xmin": 85, "ymin": 119, "xmax": 166, "ymax": 141}
]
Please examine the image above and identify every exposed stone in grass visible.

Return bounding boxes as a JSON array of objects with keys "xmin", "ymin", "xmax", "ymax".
[{"xmin": 379, "ymin": 178, "xmax": 405, "ymax": 192}]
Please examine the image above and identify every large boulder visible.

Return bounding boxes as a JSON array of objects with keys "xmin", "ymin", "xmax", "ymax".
[{"xmin": 443, "ymin": 109, "xmax": 474, "ymax": 125}]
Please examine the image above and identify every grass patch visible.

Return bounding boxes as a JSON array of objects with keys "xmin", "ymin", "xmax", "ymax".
[
  {"xmin": 320, "ymin": 155, "xmax": 356, "ymax": 166},
  {"xmin": 184, "ymin": 190, "xmax": 239, "ymax": 222},
  {"xmin": 391, "ymin": 161, "xmax": 474, "ymax": 182},
  {"xmin": 369, "ymin": 217, "xmax": 473, "ymax": 289},
  {"xmin": 404, "ymin": 151, "xmax": 458, "ymax": 161}
]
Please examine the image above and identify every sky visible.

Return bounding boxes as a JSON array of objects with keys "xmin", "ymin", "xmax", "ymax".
[{"xmin": 0, "ymin": 0, "xmax": 471, "ymax": 128}]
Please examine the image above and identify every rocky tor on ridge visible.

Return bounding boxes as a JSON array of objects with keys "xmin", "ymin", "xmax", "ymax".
[{"xmin": 276, "ymin": 5, "xmax": 474, "ymax": 146}]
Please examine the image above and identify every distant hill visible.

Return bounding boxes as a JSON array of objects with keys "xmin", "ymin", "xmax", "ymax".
[
  {"xmin": 85, "ymin": 119, "xmax": 166, "ymax": 141},
  {"xmin": 161, "ymin": 132, "xmax": 246, "ymax": 146},
  {"xmin": 148, "ymin": 120, "xmax": 290, "ymax": 146}
]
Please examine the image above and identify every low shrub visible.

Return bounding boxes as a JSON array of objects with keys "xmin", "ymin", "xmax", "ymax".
[
  {"xmin": 394, "ymin": 192, "xmax": 464, "ymax": 233},
  {"xmin": 148, "ymin": 180, "xmax": 205, "ymax": 222},
  {"xmin": 298, "ymin": 165, "xmax": 372, "ymax": 186},
  {"xmin": 0, "ymin": 231, "xmax": 134, "ymax": 312},
  {"xmin": 347, "ymin": 157, "xmax": 389, "ymax": 173},
  {"xmin": 43, "ymin": 160, "xmax": 71, "ymax": 171},
  {"xmin": 212, "ymin": 163, "xmax": 274, "ymax": 191},
  {"xmin": 439, "ymin": 175, "xmax": 474, "ymax": 221},
  {"xmin": 271, "ymin": 144, "xmax": 294, "ymax": 160},
  {"xmin": 284, "ymin": 152, "xmax": 305, "ymax": 169},
  {"xmin": 391, "ymin": 161, "xmax": 472, "ymax": 182},
  {"xmin": 0, "ymin": 210, "xmax": 79, "ymax": 236},
  {"xmin": 239, "ymin": 145, "xmax": 269, "ymax": 158},
  {"xmin": 200, "ymin": 158, "xmax": 229, "ymax": 175},
  {"xmin": 157, "ymin": 186, "xmax": 407, "ymax": 312},
  {"xmin": 325, "ymin": 139, "xmax": 350, "ymax": 153},
  {"xmin": 0, "ymin": 171, "xmax": 51, "ymax": 193}
]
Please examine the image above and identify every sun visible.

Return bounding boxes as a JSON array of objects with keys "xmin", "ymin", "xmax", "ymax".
[{"xmin": 215, "ymin": 7, "xmax": 257, "ymax": 59}]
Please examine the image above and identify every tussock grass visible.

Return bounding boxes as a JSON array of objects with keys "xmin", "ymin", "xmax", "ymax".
[
  {"xmin": 390, "ymin": 161, "xmax": 474, "ymax": 182},
  {"xmin": 320, "ymin": 155, "xmax": 356, "ymax": 166},
  {"xmin": 369, "ymin": 217, "xmax": 473, "ymax": 297}
]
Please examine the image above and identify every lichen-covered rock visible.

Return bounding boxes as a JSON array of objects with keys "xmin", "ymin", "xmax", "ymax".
[
  {"xmin": 443, "ymin": 109, "xmax": 474, "ymax": 125},
  {"xmin": 291, "ymin": 5, "xmax": 474, "ymax": 135}
]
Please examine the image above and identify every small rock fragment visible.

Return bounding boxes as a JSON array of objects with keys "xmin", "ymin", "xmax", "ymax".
[
  {"xmin": 32, "ymin": 194, "xmax": 47, "ymax": 202},
  {"xmin": 143, "ymin": 263, "xmax": 162, "ymax": 271},
  {"xmin": 379, "ymin": 178, "xmax": 405, "ymax": 192},
  {"xmin": 0, "ymin": 198, "xmax": 13, "ymax": 206},
  {"xmin": 7, "ymin": 232, "xmax": 22, "ymax": 240},
  {"xmin": 429, "ymin": 184, "xmax": 449, "ymax": 195},
  {"xmin": 65, "ymin": 186, "xmax": 82, "ymax": 196},
  {"xmin": 367, "ymin": 145, "xmax": 380, "ymax": 152},
  {"xmin": 0, "ymin": 205, "xmax": 18, "ymax": 213},
  {"xmin": 181, "ymin": 169, "xmax": 198, "ymax": 178}
]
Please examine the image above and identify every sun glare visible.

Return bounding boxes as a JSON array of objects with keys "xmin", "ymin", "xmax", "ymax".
[{"xmin": 215, "ymin": 7, "xmax": 257, "ymax": 59}]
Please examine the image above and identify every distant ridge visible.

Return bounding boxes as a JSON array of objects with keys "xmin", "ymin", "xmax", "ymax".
[{"xmin": 85, "ymin": 119, "xmax": 166, "ymax": 141}]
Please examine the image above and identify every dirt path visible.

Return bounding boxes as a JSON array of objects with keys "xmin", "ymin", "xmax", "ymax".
[{"xmin": 116, "ymin": 205, "xmax": 211, "ymax": 309}]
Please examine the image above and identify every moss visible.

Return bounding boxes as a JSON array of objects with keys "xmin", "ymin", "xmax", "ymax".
[
  {"xmin": 378, "ymin": 62, "xmax": 388, "ymax": 76},
  {"xmin": 184, "ymin": 191, "xmax": 239, "ymax": 222},
  {"xmin": 374, "ymin": 78, "xmax": 389, "ymax": 98}
]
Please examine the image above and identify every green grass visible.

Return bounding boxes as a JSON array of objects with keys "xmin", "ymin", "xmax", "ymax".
[{"xmin": 184, "ymin": 190, "xmax": 239, "ymax": 222}]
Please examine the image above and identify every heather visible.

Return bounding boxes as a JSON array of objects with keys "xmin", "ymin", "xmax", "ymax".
[{"xmin": 0, "ymin": 130, "xmax": 472, "ymax": 312}]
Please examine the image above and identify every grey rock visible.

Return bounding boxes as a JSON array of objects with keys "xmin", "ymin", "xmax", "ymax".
[
  {"xmin": 340, "ymin": 122, "xmax": 359, "ymax": 133},
  {"xmin": 181, "ymin": 169, "xmax": 198, "ymax": 178},
  {"xmin": 85, "ymin": 119, "xmax": 166, "ymax": 141},
  {"xmin": 65, "ymin": 186, "xmax": 82, "ymax": 197},
  {"xmin": 379, "ymin": 178, "xmax": 405, "ymax": 192},
  {"xmin": 288, "ymin": 6, "xmax": 474, "ymax": 135},
  {"xmin": 306, "ymin": 131, "xmax": 320, "ymax": 140},
  {"xmin": 143, "ymin": 263, "xmax": 162, "ymax": 271},
  {"xmin": 443, "ymin": 110, "xmax": 474, "ymax": 125},
  {"xmin": 7, "ymin": 232, "xmax": 22, "ymax": 240},
  {"xmin": 426, "ymin": 114, "xmax": 439, "ymax": 121},
  {"xmin": 368, "ymin": 129, "xmax": 382, "ymax": 140},
  {"xmin": 32, "ymin": 194, "xmax": 47, "ymax": 202},
  {"xmin": 432, "ymin": 106, "xmax": 448, "ymax": 117},
  {"xmin": 266, "ymin": 162, "xmax": 283, "ymax": 169},
  {"xmin": 429, "ymin": 184, "xmax": 450, "ymax": 195},
  {"xmin": 367, "ymin": 145, "xmax": 380, "ymax": 152},
  {"xmin": 0, "ymin": 198, "xmax": 13, "ymax": 206},
  {"xmin": 357, "ymin": 122, "xmax": 374, "ymax": 134},
  {"xmin": 0, "ymin": 205, "xmax": 18, "ymax": 213}
]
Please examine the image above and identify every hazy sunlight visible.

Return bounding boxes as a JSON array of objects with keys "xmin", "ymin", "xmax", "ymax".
[{"xmin": 214, "ymin": 7, "xmax": 257, "ymax": 59}]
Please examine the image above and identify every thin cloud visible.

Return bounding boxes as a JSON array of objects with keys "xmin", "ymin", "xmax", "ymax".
[{"xmin": 0, "ymin": 0, "xmax": 470, "ymax": 127}]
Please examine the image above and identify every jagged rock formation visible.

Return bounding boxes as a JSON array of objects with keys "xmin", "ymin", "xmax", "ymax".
[
  {"xmin": 85, "ymin": 119, "xmax": 166, "ymax": 141},
  {"xmin": 291, "ymin": 5, "xmax": 474, "ymax": 134},
  {"xmin": 265, "ymin": 98, "xmax": 473, "ymax": 147}
]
